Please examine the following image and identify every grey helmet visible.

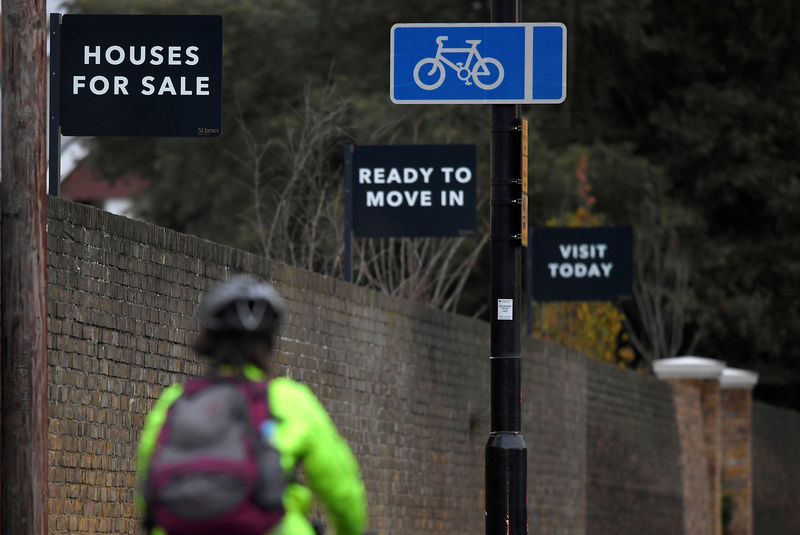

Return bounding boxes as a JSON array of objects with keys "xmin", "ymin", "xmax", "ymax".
[{"xmin": 199, "ymin": 275, "xmax": 284, "ymax": 337}]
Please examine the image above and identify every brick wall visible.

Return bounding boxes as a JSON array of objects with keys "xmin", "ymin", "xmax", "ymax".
[
  {"xmin": 44, "ymin": 198, "xmax": 491, "ymax": 535},
  {"xmin": 524, "ymin": 339, "xmax": 587, "ymax": 535},
  {"xmin": 722, "ymin": 389, "xmax": 753, "ymax": 535},
  {"xmin": 585, "ymin": 360, "xmax": 684, "ymax": 535},
  {"xmin": 21, "ymin": 197, "xmax": 800, "ymax": 534},
  {"xmin": 701, "ymin": 379, "xmax": 723, "ymax": 535},
  {"xmin": 752, "ymin": 402, "xmax": 800, "ymax": 535},
  {"xmin": 659, "ymin": 378, "xmax": 715, "ymax": 535}
]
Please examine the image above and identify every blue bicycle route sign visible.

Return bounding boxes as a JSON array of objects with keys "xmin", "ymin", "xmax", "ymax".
[{"xmin": 391, "ymin": 23, "xmax": 566, "ymax": 104}]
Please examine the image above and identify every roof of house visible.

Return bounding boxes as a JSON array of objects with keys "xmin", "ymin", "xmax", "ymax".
[{"xmin": 60, "ymin": 162, "xmax": 148, "ymax": 202}]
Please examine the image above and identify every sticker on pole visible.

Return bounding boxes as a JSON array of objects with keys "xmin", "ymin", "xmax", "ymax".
[
  {"xmin": 497, "ymin": 299, "xmax": 514, "ymax": 320},
  {"xmin": 391, "ymin": 23, "xmax": 566, "ymax": 104}
]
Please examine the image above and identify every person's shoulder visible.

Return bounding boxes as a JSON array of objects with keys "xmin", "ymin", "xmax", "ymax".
[
  {"xmin": 163, "ymin": 382, "xmax": 185, "ymax": 397},
  {"xmin": 155, "ymin": 382, "xmax": 185, "ymax": 408},
  {"xmin": 268, "ymin": 377, "xmax": 325, "ymax": 416},
  {"xmin": 269, "ymin": 376, "xmax": 317, "ymax": 400}
]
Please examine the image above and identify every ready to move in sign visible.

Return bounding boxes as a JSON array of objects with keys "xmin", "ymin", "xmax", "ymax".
[
  {"xmin": 365, "ymin": 190, "xmax": 466, "ymax": 207},
  {"xmin": 358, "ymin": 166, "xmax": 473, "ymax": 185}
]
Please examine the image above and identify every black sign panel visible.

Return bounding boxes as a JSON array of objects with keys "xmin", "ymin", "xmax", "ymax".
[
  {"xmin": 351, "ymin": 145, "xmax": 476, "ymax": 237},
  {"xmin": 59, "ymin": 15, "xmax": 222, "ymax": 137},
  {"xmin": 532, "ymin": 226, "xmax": 633, "ymax": 301}
]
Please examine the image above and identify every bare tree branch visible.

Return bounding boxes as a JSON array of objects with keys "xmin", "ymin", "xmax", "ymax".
[
  {"xmin": 624, "ymin": 200, "xmax": 700, "ymax": 362},
  {"xmin": 231, "ymin": 78, "xmax": 488, "ymax": 315}
]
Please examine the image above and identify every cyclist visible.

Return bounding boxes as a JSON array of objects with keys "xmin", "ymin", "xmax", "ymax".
[{"xmin": 135, "ymin": 274, "xmax": 368, "ymax": 535}]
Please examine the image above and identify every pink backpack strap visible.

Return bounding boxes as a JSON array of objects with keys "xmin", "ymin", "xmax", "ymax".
[
  {"xmin": 238, "ymin": 379, "xmax": 272, "ymax": 430},
  {"xmin": 182, "ymin": 376, "xmax": 216, "ymax": 395}
]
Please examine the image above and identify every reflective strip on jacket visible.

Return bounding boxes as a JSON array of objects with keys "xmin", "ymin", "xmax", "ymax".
[{"xmin": 136, "ymin": 364, "xmax": 368, "ymax": 535}]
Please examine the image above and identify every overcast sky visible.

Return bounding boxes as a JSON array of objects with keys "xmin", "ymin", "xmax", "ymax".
[{"xmin": 47, "ymin": 1, "xmax": 67, "ymax": 14}]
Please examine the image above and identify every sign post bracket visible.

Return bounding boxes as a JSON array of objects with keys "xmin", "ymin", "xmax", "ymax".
[
  {"xmin": 344, "ymin": 145, "xmax": 354, "ymax": 283},
  {"xmin": 48, "ymin": 13, "xmax": 62, "ymax": 196}
]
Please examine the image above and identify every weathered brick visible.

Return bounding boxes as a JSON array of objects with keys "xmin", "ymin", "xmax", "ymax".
[{"xmin": 35, "ymin": 198, "xmax": 800, "ymax": 535}]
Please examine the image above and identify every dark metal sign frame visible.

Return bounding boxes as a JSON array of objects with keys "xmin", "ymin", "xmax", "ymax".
[{"xmin": 49, "ymin": 13, "xmax": 223, "ymax": 195}]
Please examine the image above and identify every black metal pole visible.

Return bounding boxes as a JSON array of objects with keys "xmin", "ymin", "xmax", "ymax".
[
  {"xmin": 48, "ymin": 13, "xmax": 61, "ymax": 196},
  {"xmin": 486, "ymin": 0, "xmax": 527, "ymax": 533},
  {"xmin": 526, "ymin": 226, "xmax": 534, "ymax": 336}
]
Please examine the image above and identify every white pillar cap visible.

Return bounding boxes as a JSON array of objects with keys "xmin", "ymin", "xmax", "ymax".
[
  {"xmin": 720, "ymin": 367, "xmax": 759, "ymax": 390},
  {"xmin": 652, "ymin": 356, "xmax": 726, "ymax": 380}
]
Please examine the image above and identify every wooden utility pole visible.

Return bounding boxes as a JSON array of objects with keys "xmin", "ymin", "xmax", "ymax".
[{"xmin": 1, "ymin": 1, "xmax": 50, "ymax": 534}]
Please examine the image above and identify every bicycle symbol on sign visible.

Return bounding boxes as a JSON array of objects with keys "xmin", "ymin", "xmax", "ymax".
[{"xmin": 413, "ymin": 36, "xmax": 505, "ymax": 91}]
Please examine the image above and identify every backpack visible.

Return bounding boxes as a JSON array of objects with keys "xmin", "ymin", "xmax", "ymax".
[{"xmin": 145, "ymin": 376, "xmax": 286, "ymax": 535}]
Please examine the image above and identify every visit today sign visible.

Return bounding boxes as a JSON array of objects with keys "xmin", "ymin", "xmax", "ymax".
[{"xmin": 531, "ymin": 226, "xmax": 633, "ymax": 302}]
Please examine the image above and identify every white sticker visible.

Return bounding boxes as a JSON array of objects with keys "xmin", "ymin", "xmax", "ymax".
[{"xmin": 497, "ymin": 299, "xmax": 513, "ymax": 320}]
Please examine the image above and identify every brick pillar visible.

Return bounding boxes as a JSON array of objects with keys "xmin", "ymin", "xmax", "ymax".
[
  {"xmin": 654, "ymin": 356, "xmax": 726, "ymax": 535},
  {"xmin": 720, "ymin": 368, "xmax": 758, "ymax": 535}
]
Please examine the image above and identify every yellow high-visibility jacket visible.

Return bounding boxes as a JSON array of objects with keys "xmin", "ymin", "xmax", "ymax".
[{"xmin": 136, "ymin": 364, "xmax": 368, "ymax": 535}]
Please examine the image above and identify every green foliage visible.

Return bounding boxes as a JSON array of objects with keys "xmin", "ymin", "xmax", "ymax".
[
  {"xmin": 526, "ymin": 0, "xmax": 800, "ymax": 406},
  {"xmin": 64, "ymin": 0, "xmax": 800, "ymax": 408},
  {"xmin": 65, "ymin": 0, "xmax": 492, "ymax": 246}
]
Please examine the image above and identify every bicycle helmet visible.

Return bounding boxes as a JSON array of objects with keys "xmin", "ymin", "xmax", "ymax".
[{"xmin": 199, "ymin": 275, "xmax": 284, "ymax": 338}]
